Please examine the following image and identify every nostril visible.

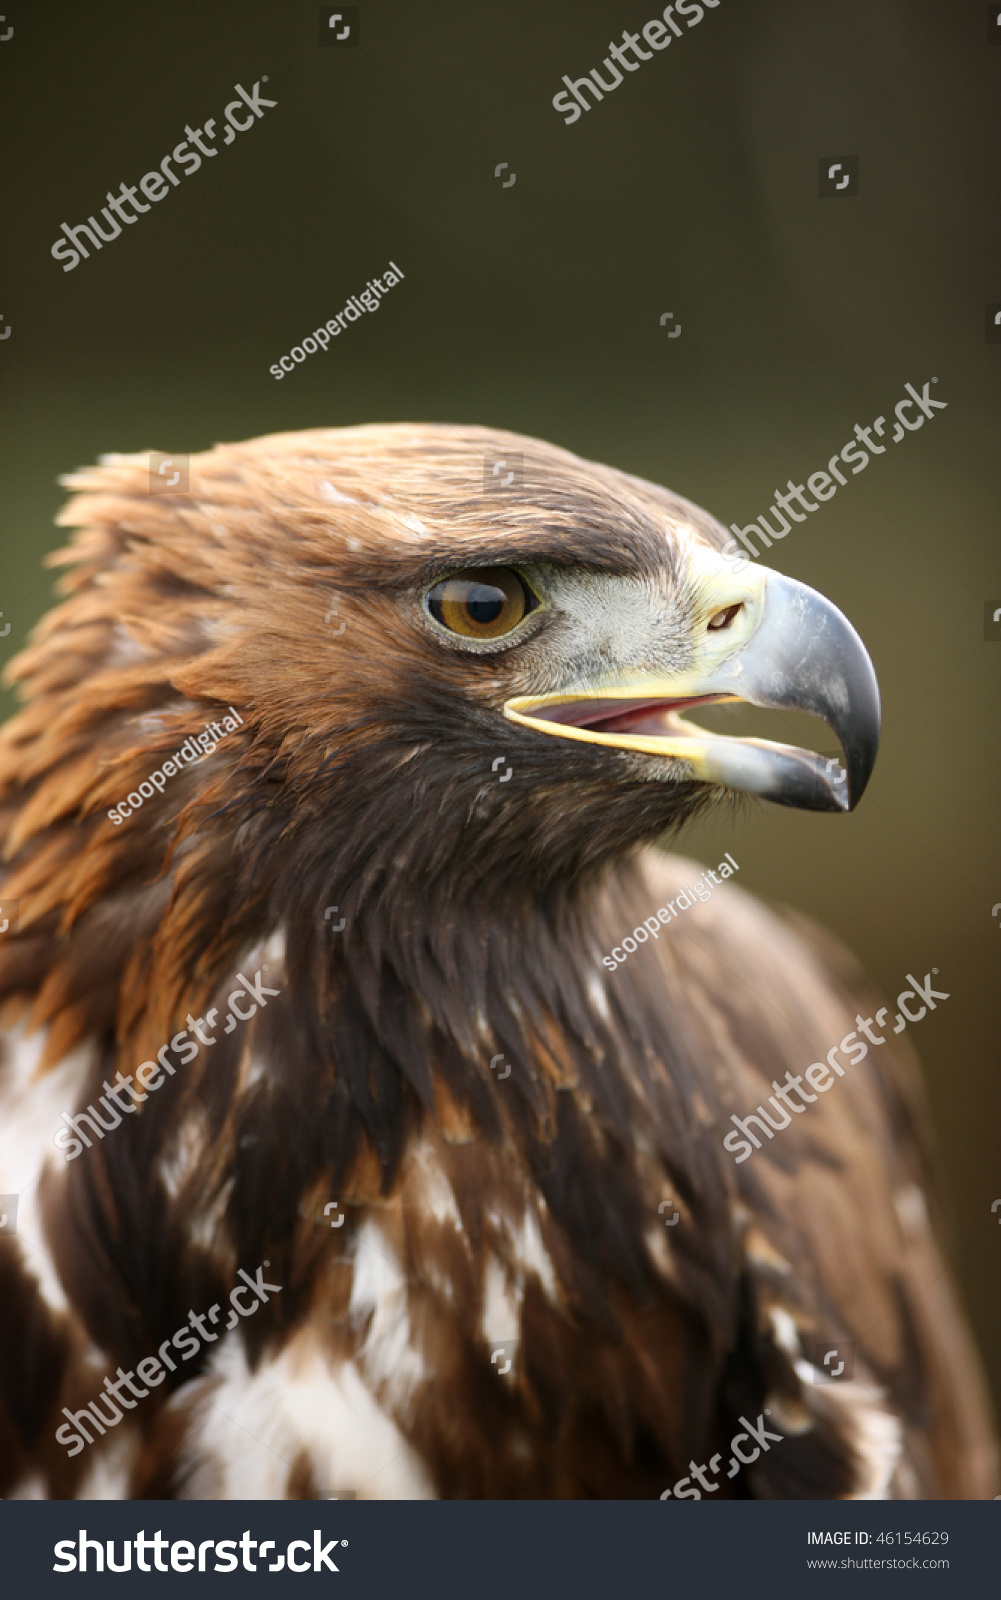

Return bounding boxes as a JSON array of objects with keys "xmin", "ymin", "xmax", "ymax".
[{"xmin": 707, "ymin": 603, "xmax": 743, "ymax": 632}]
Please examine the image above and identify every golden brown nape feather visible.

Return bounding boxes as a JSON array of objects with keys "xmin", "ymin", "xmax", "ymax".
[{"xmin": 0, "ymin": 424, "xmax": 994, "ymax": 1502}]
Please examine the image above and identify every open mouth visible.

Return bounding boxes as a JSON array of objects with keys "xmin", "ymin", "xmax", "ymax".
[
  {"xmin": 502, "ymin": 570, "xmax": 880, "ymax": 815},
  {"xmin": 505, "ymin": 686, "xmax": 855, "ymax": 811},
  {"xmin": 531, "ymin": 693, "xmax": 733, "ymax": 738}
]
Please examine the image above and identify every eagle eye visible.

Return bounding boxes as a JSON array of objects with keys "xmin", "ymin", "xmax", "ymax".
[{"xmin": 427, "ymin": 568, "xmax": 538, "ymax": 641}]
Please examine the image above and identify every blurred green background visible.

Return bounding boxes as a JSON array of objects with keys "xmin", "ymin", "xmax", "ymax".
[{"xmin": 1, "ymin": 1, "xmax": 999, "ymax": 1425}]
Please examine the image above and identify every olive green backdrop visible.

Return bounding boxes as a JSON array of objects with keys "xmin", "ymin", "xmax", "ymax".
[{"xmin": 1, "ymin": 0, "xmax": 999, "ymax": 1420}]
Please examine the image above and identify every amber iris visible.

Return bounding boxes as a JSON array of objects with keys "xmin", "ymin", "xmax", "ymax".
[{"xmin": 427, "ymin": 568, "xmax": 536, "ymax": 639}]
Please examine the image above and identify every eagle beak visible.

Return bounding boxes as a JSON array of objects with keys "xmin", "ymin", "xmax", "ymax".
[{"xmin": 504, "ymin": 564, "xmax": 880, "ymax": 813}]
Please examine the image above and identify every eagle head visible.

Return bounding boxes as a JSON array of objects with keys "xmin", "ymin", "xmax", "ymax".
[{"xmin": 0, "ymin": 422, "xmax": 879, "ymax": 1069}]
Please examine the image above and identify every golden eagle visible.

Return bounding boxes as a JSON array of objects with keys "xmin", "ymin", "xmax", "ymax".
[{"xmin": 0, "ymin": 424, "xmax": 994, "ymax": 1500}]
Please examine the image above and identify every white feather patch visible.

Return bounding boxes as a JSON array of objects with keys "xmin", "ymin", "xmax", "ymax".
[
  {"xmin": 768, "ymin": 1306, "xmax": 903, "ymax": 1500},
  {"xmin": 320, "ymin": 482, "xmax": 358, "ymax": 506},
  {"xmin": 176, "ymin": 1335, "xmax": 435, "ymax": 1500},
  {"xmin": 73, "ymin": 1429, "xmax": 138, "ymax": 1500},
  {"xmin": 5, "ymin": 1472, "xmax": 47, "ymax": 1499},
  {"xmin": 586, "ymin": 968, "xmax": 610, "ymax": 1022},
  {"xmin": 481, "ymin": 1254, "xmax": 520, "ymax": 1345},
  {"xmin": 0, "ymin": 1025, "xmax": 95, "ymax": 1315},
  {"xmin": 348, "ymin": 1220, "xmax": 427, "ymax": 1411},
  {"xmin": 407, "ymin": 1139, "xmax": 463, "ymax": 1230}
]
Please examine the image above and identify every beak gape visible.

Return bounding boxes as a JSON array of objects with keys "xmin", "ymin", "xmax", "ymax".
[{"xmin": 504, "ymin": 569, "xmax": 880, "ymax": 813}]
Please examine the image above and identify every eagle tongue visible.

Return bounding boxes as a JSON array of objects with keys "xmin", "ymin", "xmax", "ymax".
[{"xmin": 538, "ymin": 695, "xmax": 722, "ymax": 732}]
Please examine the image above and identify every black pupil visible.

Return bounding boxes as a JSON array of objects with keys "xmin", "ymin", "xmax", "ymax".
[{"xmin": 465, "ymin": 583, "xmax": 506, "ymax": 623}]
